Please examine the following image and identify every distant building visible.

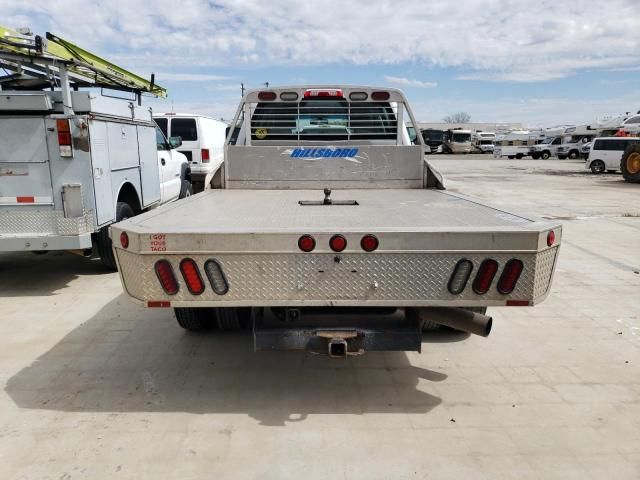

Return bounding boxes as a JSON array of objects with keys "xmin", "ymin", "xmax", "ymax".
[{"xmin": 416, "ymin": 122, "xmax": 523, "ymax": 134}]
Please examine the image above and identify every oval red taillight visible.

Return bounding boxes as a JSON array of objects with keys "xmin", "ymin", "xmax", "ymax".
[
  {"xmin": 258, "ymin": 91, "xmax": 277, "ymax": 101},
  {"xmin": 472, "ymin": 259, "xmax": 499, "ymax": 295},
  {"xmin": 497, "ymin": 259, "xmax": 524, "ymax": 295},
  {"xmin": 547, "ymin": 230, "xmax": 556, "ymax": 247},
  {"xmin": 179, "ymin": 258, "xmax": 205, "ymax": 295},
  {"xmin": 360, "ymin": 234, "xmax": 379, "ymax": 252},
  {"xmin": 154, "ymin": 260, "xmax": 179, "ymax": 295},
  {"xmin": 120, "ymin": 231, "xmax": 129, "ymax": 249},
  {"xmin": 298, "ymin": 235, "xmax": 316, "ymax": 252},
  {"xmin": 329, "ymin": 234, "xmax": 347, "ymax": 252}
]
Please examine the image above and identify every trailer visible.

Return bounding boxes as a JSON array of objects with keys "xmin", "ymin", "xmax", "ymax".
[
  {"xmin": 111, "ymin": 86, "xmax": 561, "ymax": 357},
  {"xmin": 0, "ymin": 26, "xmax": 189, "ymax": 268},
  {"xmin": 493, "ymin": 131, "xmax": 540, "ymax": 159}
]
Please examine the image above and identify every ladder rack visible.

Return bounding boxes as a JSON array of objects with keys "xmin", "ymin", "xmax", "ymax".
[{"xmin": 0, "ymin": 25, "xmax": 166, "ymax": 108}]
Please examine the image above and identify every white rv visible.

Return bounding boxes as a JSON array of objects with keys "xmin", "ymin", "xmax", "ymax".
[
  {"xmin": 473, "ymin": 131, "xmax": 495, "ymax": 153},
  {"xmin": 493, "ymin": 131, "xmax": 539, "ymax": 159}
]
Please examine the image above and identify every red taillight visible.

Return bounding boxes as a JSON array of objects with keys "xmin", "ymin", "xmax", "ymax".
[
  {"xmin": 201, "ymin": 148, "xmax": 210, "ymax": 163},
  {"xmin": 303, "ymin": 89, "xmax": 343, "ymax": 98},
  {"xmin": 298, "ymin": 235, "xmax": 316, "ymax": 252},
  {"xmin": 120, "ymin": 231, "xmax": 129, "ymax": 249},
  {"xmin": 547, "ymin": 230, "xmax": 556, "ymax": 247},
  {"xmin": 155, "ymin": 260, "xmax": 179, "ymax": 295},
  {"xmin": 360, "ymin": 234, "xmax": 379, "ymax": 252},
  {"xmin": 497, "ymin": 259, "xmax": 524, "ymax": 295},
  {"xmin": 472, "ymin": 259, "xmax": 499, "ymax": 295},
  {"xmin": 179, "ymin": 258, "xmax": 205, "ymax": 295},
  {"xmin": 329, "ymin": 234, "xmax": 347, "ymax": 252},
  {"xmin": 56, "ymin": 119, "xmax": 71, "ymax": 145},
  {"xmin": 258, "ymin": 91, "xmax": 277, "ymax": 101},
  {"xmin": 371, "ymin": 91, "xmax": 390, "ymax": 101}
]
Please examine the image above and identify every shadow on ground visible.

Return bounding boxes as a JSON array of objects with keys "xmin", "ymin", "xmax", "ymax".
[
  {"xmin": 0, "ymin": 251, "xmax": 112, "ymax": 296},
  {"xmin": 5, "ymin": 295, "xmax": 463, "ymax": 426}
]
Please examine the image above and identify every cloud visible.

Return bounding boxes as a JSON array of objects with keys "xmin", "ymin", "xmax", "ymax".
[
  {"xmin": 3, "ymin": 0, "xmax": 639, "ymax": 82},
  {"xmin": 384, "ymin": 76, "xmax": 437, "ymax": 88}
]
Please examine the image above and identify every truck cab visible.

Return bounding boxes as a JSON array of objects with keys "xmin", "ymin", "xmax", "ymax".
[{"xmin": 530, "ymin": 136, "xmax": 562, "ymax": 159}]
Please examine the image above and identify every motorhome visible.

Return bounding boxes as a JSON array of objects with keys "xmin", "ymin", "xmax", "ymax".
[
  {"xmin": 556, "ymin": 125, "xmax": 597, "ymax": 159},
  {"xmin": 493, "ymin": 131, "xmax": 539, "ymax": 159},
  {"xmin": 421, "ymin": 128, "xmax": 446, "ymax": 153},
  {"xmin": 444, "ymin": 128, "xmax": 472, "ymax": 154},
  {"xmin": 472, "ymin": 131, "xmax": 495, "ymax": 154}
]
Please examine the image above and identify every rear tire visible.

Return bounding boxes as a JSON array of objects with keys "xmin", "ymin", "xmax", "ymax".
[
  {"xmin": 179, "ymin": 180, "xmax": 193, "ymax": 199},
  {"xmin": 590, "ymin": 160, "xmax": 605, "ymax": 174},
  {"xmin": 215, "ymin": 307, "xmax": 250, "ymax": 331},
  {"xmin": 97, "ymin": 201, "xmax": 134, "ymax": 270},
  {"xmin": 531, "ymin": 152, "xmax": 540, "ymax": 160},
  {"xmin": 175, "ymin": 307, "xmax": 215, "ymax": 331},
  {"xmin": 568, "ymin": 150, "xmax": 579, "ymax": 159},
  {"xmin": 515, "ymin": 153, "xmax": 523, "ymax": 159},
  {"xmin": 507, "ymin": 155, "xmax": 515, "ymax": 159},
  {"xmin": 620, "ymin": 144, "xmax": 640, "ymax": 183}
]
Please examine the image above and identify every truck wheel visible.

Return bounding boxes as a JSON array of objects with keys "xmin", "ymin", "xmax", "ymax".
[
  {"xmin": 97, "ymin": 201, "xmax": 134, "ymax": 270},
  {"xmin": 568, "ymin": 150, "xmax": 579, "ymax": 159},
  {"xmin": 507, "ymin": 155, "xmax": 515, "ymax": 159},
  {"xmin": 179, "ymin": 180, "xmax": 193, "ymax": 199},
  {"xmin": 215, "ymin": 307, "xmax": 247, "ymax": 331},
  {"xmin": 558, "ymin": 155, "xmax": 567, "ymax": 160},
  {"xmin": 541, "ymin": 151, "xmax": 550, "ymax": 160},
  {"xmin": 531, "ymin": 152, "xmax": 540, "ymax": 160},
  {"xmin": 515, "ymin": 153, "xmax": 523, "ymax": 159},
  {"xmin": 590, "ymin": 160, "xmax": 605, "ymax": 174},
  {"xmin": 175, "ymin": 308, "xmax": 214, "ymax": 331},
  {"xmin": 620, "ymin": 144, "xmax": 640, "ymax": 183}
]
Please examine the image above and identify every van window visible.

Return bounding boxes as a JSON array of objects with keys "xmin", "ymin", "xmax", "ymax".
[
  {"xmin": 625, "ymin": 115, "xmax": 640, "ymax": 124},
  {"xmin": 154, "ymin": 118, "xmax": 168, "ymax": 138},
  {"xmin": 171, "ymin": 118, "xmax": 198, "ymax": 141},
  {"xmin": 594, "ymin": 139, "xmax": 638, "ymax": 151}
]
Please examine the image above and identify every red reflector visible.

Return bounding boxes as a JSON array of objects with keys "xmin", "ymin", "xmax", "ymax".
[
  {"xmin": 303, "ymin": 89, "xmax": 343, "ymax": 98},
  {"xmin": 360, "ymin": 234, "xmax": 379, "ymax": 252},
  {"xmin": 201, "ymin": 148, "xmax": 210, "ymax": 163},
  {"xmin": 154, "ymin": 260, "xmax": 179, "ymax": 295},
  {"xmin": 497, "ymin": 259, "xmax": 524, "ymax": 295},
  {"xmin": 371, "ymin": 91, "xmax": 390, "ymax": 101},
  {"xmin": 16, "ymin": 196, "xmax": 35, "ymax": 203},
  {"xmin": 330, "ymin": 234, "xmax": 347, "ymax": 252},
  {"xmin": 147, "ymin": 300, "xmax": 171, "ymax": 308},
  {"xmin": 56, "ymin": 119, "xmax": 72, "ymax": 146},
  {"xmin": 472, "ymin": 259, "xmax": 499, "ymax": 295},
  {"xmin": 506, "ymin": 300, "xmax": 530, "ymax": 306},
  {"xmin": 258, "ymin": 91, "xmax": 277, "ymax": 101},
  {"xmin": 298, "ymin": 234, "xmax": 316, "ymax": 252},
  {"xmin": 120, "ymin": 231, "xmax": 129, "ymax": 249},
  {"xmin": 547, "ymin": 230, "xmax": 556, "ymax": 247},
  {"xmin": 179, "ymin": 258, "xmax": 205, "ymax": 295}
]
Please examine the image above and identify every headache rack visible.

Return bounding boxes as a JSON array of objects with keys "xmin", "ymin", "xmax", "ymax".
[{"xmin": 227, "ymin": 87, "xmax": 420, "ymax": 147}]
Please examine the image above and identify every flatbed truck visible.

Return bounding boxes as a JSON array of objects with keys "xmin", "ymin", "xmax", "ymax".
[{"xmin": 111, "ymin": 86, "xmax": 562, "ymax": 357}]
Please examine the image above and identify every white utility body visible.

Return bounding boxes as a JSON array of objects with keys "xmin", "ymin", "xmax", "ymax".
[
  {"xmin": 112, "ymin": 86, "xmax": 562, "ymax": 357},
  {"xmin": 0, "ymin": 26, "xmax": 190, "ymax": 268}
]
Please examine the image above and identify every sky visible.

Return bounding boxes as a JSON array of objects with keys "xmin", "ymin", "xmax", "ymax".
[{"xmin": 2, "ymin": 0, "xmax": 639, "ymax": 127}]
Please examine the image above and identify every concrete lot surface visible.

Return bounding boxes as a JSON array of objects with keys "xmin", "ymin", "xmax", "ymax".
[{"xmin": 0, "ymin": 157, "xmax": 638, "ymax": 479}]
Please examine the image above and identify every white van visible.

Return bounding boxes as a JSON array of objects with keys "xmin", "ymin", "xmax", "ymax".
[
  {"xmin": 585, "ymin": 137, "xmax": 640, "ymax": 174},
  {"xmin": 153, "ymin": 114, "xmax": 227, "ymax": 191}
]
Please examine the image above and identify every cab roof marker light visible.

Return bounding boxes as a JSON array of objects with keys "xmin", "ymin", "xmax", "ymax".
[
  {"xmin": 448, "ymin": 259, "xmax": 474, "ymax": 295},
  {"xmin": 371, "ymin": 91, "xmax": 390, "ymax": 101}
]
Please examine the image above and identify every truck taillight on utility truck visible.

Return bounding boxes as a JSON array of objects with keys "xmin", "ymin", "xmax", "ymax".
[{"xmin": 112, "ymin": 86, "xmax": 561, "ymax": 357}]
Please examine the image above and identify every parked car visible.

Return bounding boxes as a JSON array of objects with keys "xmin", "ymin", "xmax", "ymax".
[
  {"xmin": 585, "ymin": 137, "xmax": 640, "ymax": 174},
  {"xmin": 154, "ymin": 114, "xmax": 227, "ymax": 192}
]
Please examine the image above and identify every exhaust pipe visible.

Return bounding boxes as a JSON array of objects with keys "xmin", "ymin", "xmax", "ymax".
[{"xmin": 416, "ymin": 307, "xmax": 493, "ymax": 337}]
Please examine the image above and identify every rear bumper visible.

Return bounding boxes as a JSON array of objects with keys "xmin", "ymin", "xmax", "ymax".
[
  {"xmin": 0, "ymin": 233, "xmax": 92, "ymax": 251},
  {"xmin": 114, "ymin": 246, "xmax": 560, "ymax": 308}
]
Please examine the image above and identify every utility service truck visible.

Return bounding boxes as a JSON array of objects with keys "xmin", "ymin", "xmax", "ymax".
[
  {"xmin": 111, "ymin": 86, "xmax": 561, "ymax": 357},
  {"xmin": 0, "ymin": 26, "xmax": 190, "ymax": 268}
]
